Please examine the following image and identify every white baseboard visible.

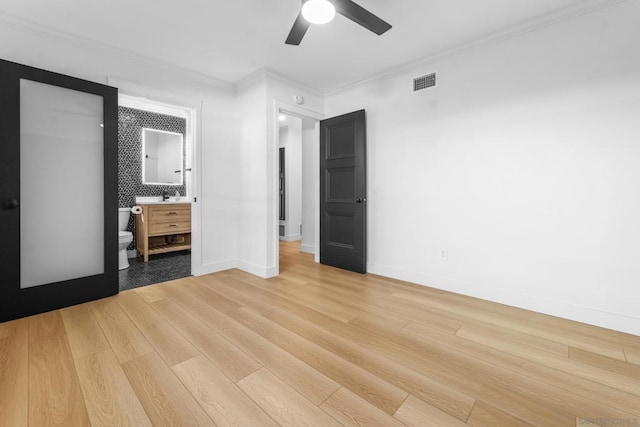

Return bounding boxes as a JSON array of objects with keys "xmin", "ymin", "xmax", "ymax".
[
  {"xmin": 195, "ymin": 258, "xmax": 277, "ymax": 280},
  {"xmin": 127, "ymin": 250, "xmax": 137, "ymax": 259},
  {"xmin": 236, "ymin": 260, "xmax": 278, "ymax": 279},
  {"xmin": 279, "ymin": 235, "xmax": 302, "ymax": 242},
  {"xmin": 300, "ymin": 244, "xmax": 315, "ymax": 254},
  {"xmin": 367, "ymin": 262, "xmax": 640, "ymax": 336},
  {"xmin": 198, "ymin": 259, "xmax": 238, "ymax": 276}
]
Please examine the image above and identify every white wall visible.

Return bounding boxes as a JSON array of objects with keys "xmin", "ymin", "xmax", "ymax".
[
  {"xmin": 0, "ymin": 17, "xmax": 241, "ymax": 276},
  {"xmin": 199, "ymin": 89, "xmax": 239, "ymax": 274},
  {"xmin": 279, "ymin": 116, "xmax": 303, "ymax": 241},
  {"xmin": 325, "ymin": 2, "xmax": 640, "ymax": 335},
  {"xmin": 301, "ymin": 118, "xmax": 317, "ymax": 254},
  {"xmin": 266, "ymin": 71, "xmax": 324, "ymax": 275},
  {"xmin": 235, "ymin": 74, "xmax": 269, "ymax": 276},
  {"xmin": 235, "ymin": 69, "xmax": 323, "ymax": 276},
  {"xmin": 6, "ymin": 3, "xmax": 639, "ymax": 335}
]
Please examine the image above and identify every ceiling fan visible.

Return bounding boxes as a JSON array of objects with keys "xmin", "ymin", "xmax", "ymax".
[{"xmin": 285, "ymin": 0, "xmax": 392, "ymax": 45}]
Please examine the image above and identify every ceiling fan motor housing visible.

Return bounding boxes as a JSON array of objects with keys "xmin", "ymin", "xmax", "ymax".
[{"xmin": 285, "ymin": 0, "xmax": 392, "ymax": 45}]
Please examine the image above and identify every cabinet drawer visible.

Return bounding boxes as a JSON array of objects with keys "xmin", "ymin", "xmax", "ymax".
[
  {"xmin": 149, "ymin": 220, "xmax": 191, "ymax": 235},
  {"xmin": 149, "ymin": 206, "xmax": 191, "ymax": 222}
]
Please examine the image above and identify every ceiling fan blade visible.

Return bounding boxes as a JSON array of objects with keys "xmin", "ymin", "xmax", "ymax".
[
  {"xmin": 285, "ymin": 12, "xmax": 311, "ymax": 45},
  {"xmin": 333, "ymin": 0, "xmax": 392, "ymax": 35}
]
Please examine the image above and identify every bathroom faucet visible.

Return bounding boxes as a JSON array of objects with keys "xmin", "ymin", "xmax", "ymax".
[{"xmin": 162, "ymin": 190, "xmax": 170, "ymax": 201}]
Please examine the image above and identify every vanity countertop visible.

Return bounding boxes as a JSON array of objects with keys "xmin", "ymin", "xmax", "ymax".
[{"xmin": 135, "ymin": 196, "xmax": 192, "ymax": 205}]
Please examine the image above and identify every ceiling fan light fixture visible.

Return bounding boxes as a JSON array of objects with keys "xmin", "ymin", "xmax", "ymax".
[{"xmin": 301, "ymin": 0, "xmax": 336, "ymax": 25}]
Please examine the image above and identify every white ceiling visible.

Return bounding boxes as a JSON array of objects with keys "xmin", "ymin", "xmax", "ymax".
[{"xmin": 0, "ymin": 0, "xmax": 614, "ymax": 91}]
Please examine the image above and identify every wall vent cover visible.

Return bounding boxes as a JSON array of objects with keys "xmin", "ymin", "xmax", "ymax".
[{"xmin": 413, "ymin": 73, "xmax": 436, "ymax": 92}]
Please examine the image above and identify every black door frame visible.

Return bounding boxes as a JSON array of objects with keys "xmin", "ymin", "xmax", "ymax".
[{"xmin": 0, "ymin": 59, "xmax": 119, "ymax": 322}]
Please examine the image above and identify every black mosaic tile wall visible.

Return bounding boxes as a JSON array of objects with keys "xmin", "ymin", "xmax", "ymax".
[{"xmin": 118, "ymin": 106, "xmax": 187, "ymax": 249}]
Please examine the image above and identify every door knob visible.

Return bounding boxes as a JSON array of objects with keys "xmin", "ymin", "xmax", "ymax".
[
  {"xmin": 355, "ymin": 198, "xmax": 366, "ymax": 203},
  {"xmin": 2, "ymin": 199, "xmax": 19, "ymax": 209}
]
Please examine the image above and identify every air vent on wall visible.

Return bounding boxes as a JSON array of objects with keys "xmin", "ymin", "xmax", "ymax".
[{"xmin": 413, "ymin": 73, "xmax": 436, "ymax": 92}]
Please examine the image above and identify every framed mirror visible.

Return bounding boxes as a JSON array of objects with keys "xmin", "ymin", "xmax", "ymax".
[{"xmin": 142, "ymin": 128, "xmax": 183, "ymax": 185}]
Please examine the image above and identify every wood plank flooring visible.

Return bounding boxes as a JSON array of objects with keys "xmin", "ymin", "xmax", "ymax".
[{"xmin": 1, "ymin": 240, "xmax": 640, "ymax": 426}]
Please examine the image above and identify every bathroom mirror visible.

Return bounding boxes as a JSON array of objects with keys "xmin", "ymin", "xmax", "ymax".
[{"xmin": 142, "ymin": 128, "xmax": 183, "ymax": 185}]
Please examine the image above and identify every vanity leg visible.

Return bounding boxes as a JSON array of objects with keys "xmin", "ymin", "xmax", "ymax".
[{"xmin": 143, "ymin": 231, "xmax": 149, "ymax": 262}]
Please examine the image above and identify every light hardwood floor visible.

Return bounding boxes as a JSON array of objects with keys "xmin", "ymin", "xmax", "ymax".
[{"xmin": 1, "ymin": 241, "xmax": 639, "ymax": 426}]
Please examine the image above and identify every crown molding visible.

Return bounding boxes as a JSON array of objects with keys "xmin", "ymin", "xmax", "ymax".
[
  {"xmin": 0, "ymin": 11, "xmax": 233, "ymax": 91},
  {"xmin": 263, "ymin": 68, "xmax": 325, "ymax": 98},
  {"xmin": 118, "ymin": 93, "xmax": 192, "ymax": 118},
  {"xmin": 325, "ymin": 0, "xmax": 631, "ymax": 96},
  {"xmin": 233, "ymin": 67, "xmax": 324, "ymax": 98},
  {"xmin": 1, "ymin": 0, "xmax": 629, "ymax": 99},
  {"xmin": 108, "ymin": 77, "xmax": 210, "ymax": 111},
  {"xmin": 233, "ymin": 68, "xmax": 270, "ymax": 92}
]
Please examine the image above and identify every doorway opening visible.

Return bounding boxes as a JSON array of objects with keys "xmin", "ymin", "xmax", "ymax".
[
  {"xmin": 273, "ymin": 103, "xmax": 322, "ymax": 275},
  {"xmin": 117, "ymin": 94, "xmax": 198, "ymax": 290}
]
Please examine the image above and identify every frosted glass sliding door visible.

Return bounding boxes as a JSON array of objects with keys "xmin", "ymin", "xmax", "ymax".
[
  {"xmin": 20, "ymin": 79, "xmax": 105, "ymax": 288},
  {"xmin": 0, "ymin": 58, "xmax": 118, "ymax": 322}
]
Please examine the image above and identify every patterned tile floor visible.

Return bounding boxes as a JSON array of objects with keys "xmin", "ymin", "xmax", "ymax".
[{"xmin": 118, "ymin": 251, "xmax": 191, "ymax": 291}]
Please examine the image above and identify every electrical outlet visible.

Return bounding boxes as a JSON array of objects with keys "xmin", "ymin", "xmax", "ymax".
[{"xmin": 439, "ymin": 249, "xmax": 448, "ymax": 261}]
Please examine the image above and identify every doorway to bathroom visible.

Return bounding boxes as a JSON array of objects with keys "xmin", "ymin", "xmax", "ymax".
[{"xmin": 117, "ymin": 94, "xmax": 198, "ymax": 291}]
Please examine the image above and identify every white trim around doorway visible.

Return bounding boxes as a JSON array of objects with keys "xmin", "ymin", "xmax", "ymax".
[
  {"xmin": 114, "ymin": 85, "xmax": 202, "ymax": 277},
  {"xmin": 273, "ymin": 100, "xmax": 324, "ymax": 276}
]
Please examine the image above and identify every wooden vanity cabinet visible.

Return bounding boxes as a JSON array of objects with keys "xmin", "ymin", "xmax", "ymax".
[{"xmin": 136, "ymin": 203, "xmax": 191, "ymax": 262}]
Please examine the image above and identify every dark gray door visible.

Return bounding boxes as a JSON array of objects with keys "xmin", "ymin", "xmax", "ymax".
[
  {"xmin": 320, "ymin": 109, "xmax": 366, "ymax": 273},
  {"xmin": 0, "ymin": 59, "xmax": 119, "ymax": 322}
]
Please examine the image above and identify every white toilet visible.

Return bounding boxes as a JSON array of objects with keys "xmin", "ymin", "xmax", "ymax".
[{"xmin": 118, "ymin": 208, "xmax": 134, "ymax": 270}]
